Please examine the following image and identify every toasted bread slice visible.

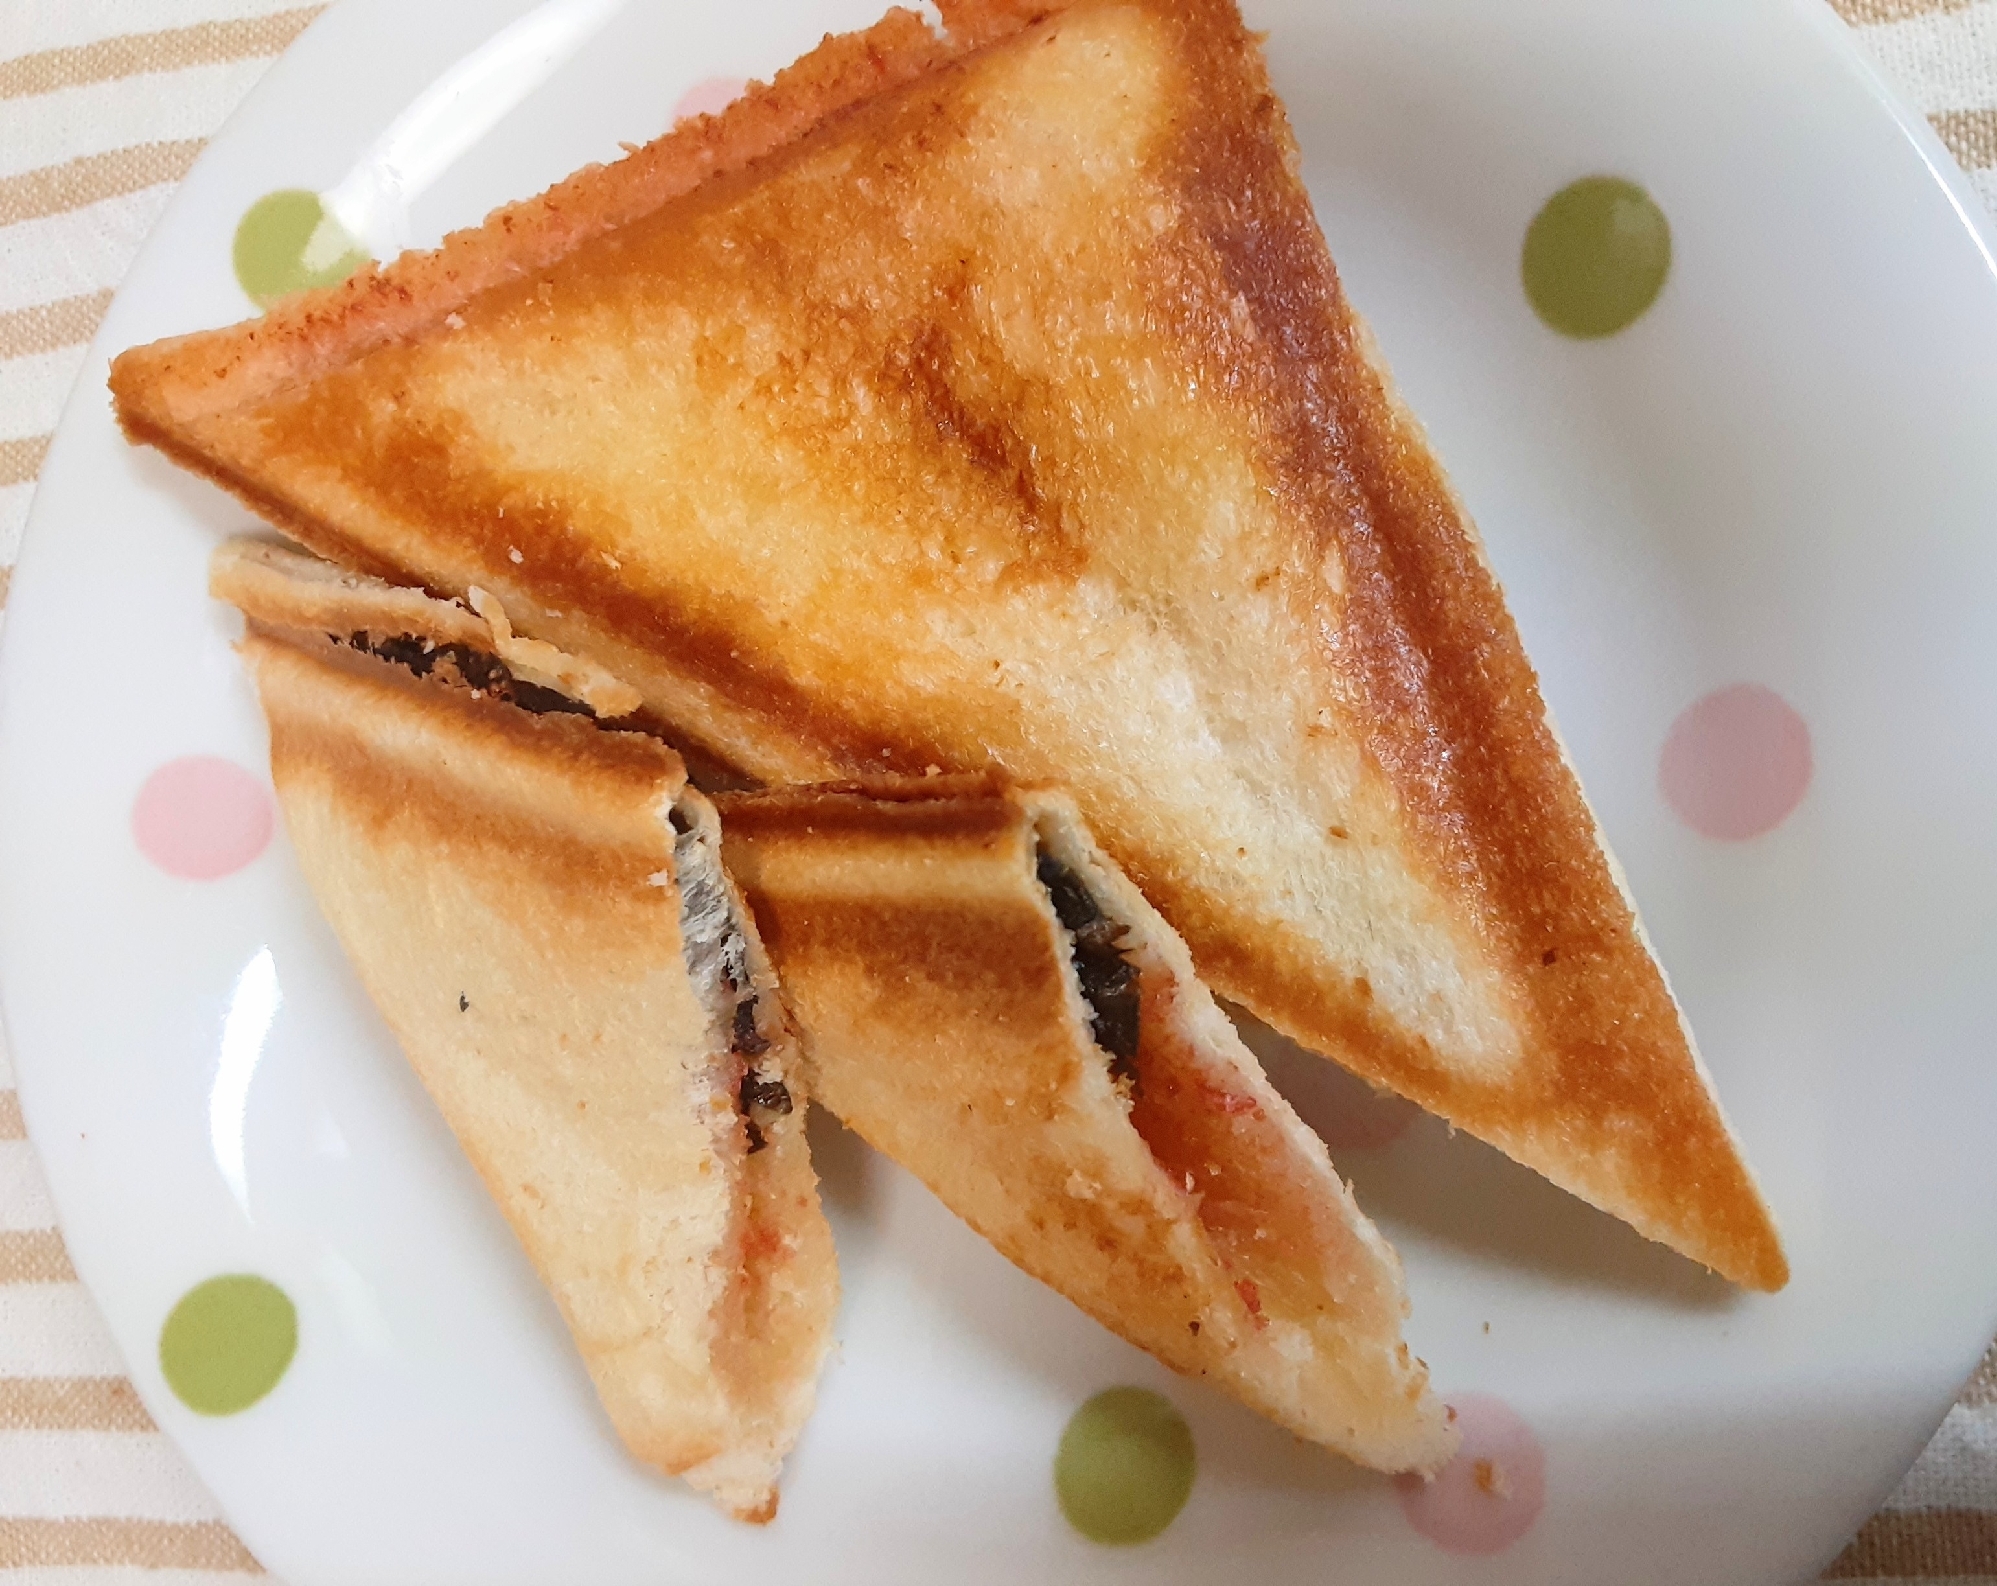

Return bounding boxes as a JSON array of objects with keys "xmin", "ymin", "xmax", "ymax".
[
  {"xmin": 225, "ymin": 537, "xmax": 1450, "ymax": 1467},
  {"xmin": 231, "ymin": 559, "xmax": 836, "ymax": 1521},
  {"xmin": 114, "ymin": 0, "xmax": 1783, "ymax": 1288},
  {"xmin": 716, "ymin": 777, "xmax": 1455, "ymax": 1475}
]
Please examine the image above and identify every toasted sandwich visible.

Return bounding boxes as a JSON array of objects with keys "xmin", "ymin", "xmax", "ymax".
[
  {"xmin": 223, "ymin": 539, "xmax": 836, "ymax": 1521},
  {"xmin": 114, "ymin": 0, "xmax": 1784, "ymax": 1288},
  {"xmin": 717, "ymin": 777, "xmax": 1456, "ymax": 1475}
]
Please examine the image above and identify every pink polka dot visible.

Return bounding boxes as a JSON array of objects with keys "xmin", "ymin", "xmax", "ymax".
[
  {"xmin": 1396, "ymin": 1393, "xmax": 1547, "ymax": 1554},
  {"xmin": 1659, "ymin": 683, "xmax": 1812, "ymax": 841},
  {"xmin": 132, "ymin": 757, "xmax": 274, "ymax": 880},
  {"xmin": 672, "ymin": 77, "xmax": 748, "ymax": 124}
]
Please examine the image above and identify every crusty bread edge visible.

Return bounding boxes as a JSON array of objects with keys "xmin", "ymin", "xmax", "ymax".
[
  {"xmin": 108, "ymin": 0, "xmax": 1061, "ymax": 437},
  {"xmin": 1340, "ymin": 312, "xmax": 1788, "ymax": 1294}
]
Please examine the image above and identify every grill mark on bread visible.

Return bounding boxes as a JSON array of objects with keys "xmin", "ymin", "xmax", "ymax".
[
  {"xmin": 252, "ymin": 643, "xmax": 682, "ymax": 916},
  {"xmin": 757, "ymin": 896, "xmax": 1078, "ymax": 1044},
  {"xmin": 251, "ymin": 384, "xmax": 948, "ymax": 779},
  {"xmin": 890, "ymin": 319, "xmax": 1087, "ymax": 580},
  {"xmin": 715, "ymin": 785, "xmax": 1016, "ymax": 842}
]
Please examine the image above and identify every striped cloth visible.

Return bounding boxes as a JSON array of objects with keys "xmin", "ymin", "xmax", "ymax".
[{"xmin": 0, "ymin": 0, "xmax": 1993, "ymax": 1578}]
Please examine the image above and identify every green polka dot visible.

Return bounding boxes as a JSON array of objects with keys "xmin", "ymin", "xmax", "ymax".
[
  {"xmin": 1522, "ymin": 176, "xmax": 1671, "ymax": 339},
  {"xmin": 159, "ymin": 1275, "xmax": 296, "ymax": 1416},
  {"xmin": 1054, "ymin": 1387, "xmax": 1195, "ymax": 1545},
  {"xmin": 232, "ymin": 190, "xmax": 369, "ymax": 309}
]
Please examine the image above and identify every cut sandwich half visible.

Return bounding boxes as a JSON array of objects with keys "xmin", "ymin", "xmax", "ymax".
[
  {"xmin": 112, "ymin": 0, "xmax": 1784, "ymax": 1289},
  {"xmin": 223, "ymin": 539, "xmax": 836, "ymax": 1521},
  {"xmin": 716, "ymin": 777, "xmax": 1456, "ymax": 1476}
]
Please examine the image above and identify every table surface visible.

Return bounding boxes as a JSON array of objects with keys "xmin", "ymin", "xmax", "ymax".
[{"xmin": 1, "ymin": 0, "xmax": 1994, "ymax": 1578}]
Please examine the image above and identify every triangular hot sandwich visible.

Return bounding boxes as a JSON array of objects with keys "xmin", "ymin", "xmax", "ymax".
[
  {"xmin": 220, "ymin": 540, "xmax": 837, "ymax": 1521},
  {"xmin": 114, "ymin": 0, "xmax": 1783, "ymax": 1287},
  {"xmin": 717, "ymin": 777, "xmax": 1456, "ymax": 1474}
]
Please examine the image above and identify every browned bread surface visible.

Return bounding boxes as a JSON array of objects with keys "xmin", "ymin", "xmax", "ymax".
[
  {"xmin": 116, "ymin": 0, "xmax": 1783, "ymax": 1288},
  {"xmin": 718, "ymin": 778, "xmax": 1455, "ymax": 1475},
  {"xmin": 239, "ymin": 629, "xmax": 836, "ymax": 1521}
]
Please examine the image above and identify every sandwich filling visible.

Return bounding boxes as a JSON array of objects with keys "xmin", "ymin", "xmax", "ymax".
[
  {"xmin": 667, "ymin": 802, "xmax": 793, "ymax": 1156},
  {"xmin": 1036, "ymin": 849, "xmax": 1141, "ymax": 1092},
  {"xmin": 1034, "ymin": 810, "xmax": 1373, "ymax": 1350},
  {"xmin": 711, "ymin": 780, "xmax": 1452, "ymax": 1471},
  {"xmin": 335, "ymin": 622, "xmax": 799, "ymax": 1166},
  {"xmin": 337, "ymin": 630, "xmax": 599, "ymax": 719}
]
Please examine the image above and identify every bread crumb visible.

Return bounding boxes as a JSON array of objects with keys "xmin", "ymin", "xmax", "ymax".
[
  {"xmin": 509, "ymin": 547, "xmax": 524, "ymax": 564},
  {"xmin": 1473, "ymin": 1457, "xmax": 1510, "ymax": 1499}
]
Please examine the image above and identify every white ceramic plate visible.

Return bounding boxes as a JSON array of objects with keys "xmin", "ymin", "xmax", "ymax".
[{"xmin": 6, "ymin": 0, "xmax": 1997, "ymax": 1580}]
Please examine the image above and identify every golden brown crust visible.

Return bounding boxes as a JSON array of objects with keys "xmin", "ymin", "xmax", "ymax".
[
  {"xmin": 109, "ymin": 3, "xmax": 1001, "ymax": 430},
  {"xmin": 1137, "ymin": 16, "xmax": 1785, "ymax": 1290},
  {"xmin": 241, "ymin": 631, "xmax": 836, "ymax": 1520},
  {"xmin": 214, "ymin": 536, "xmax": 493, "ymax": 649},
  {"xmin": 717, "ymin": 780, "xmax": 1455, "ymax": 1473},
  {"xmin": 114, "ymin": 0, "xmax": 1782, "ymax": 1288}
]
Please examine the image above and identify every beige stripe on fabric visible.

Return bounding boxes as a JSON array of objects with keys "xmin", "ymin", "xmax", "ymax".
[
  {"xmin": 0, "ymin": 1518, "xmax": 261, "ymax": 1571},
  {"xmin": 0, "ymin": 436, "xmax": 50, "ymax": 490},
  {"xmin": 0, "ymin": 1377, "xmax": 155, "ymax": 1432},
  {"xmin": 0, "ymin": 1231, "xmax": 74, "ymax": 1284},
  {"xmin": 0, "ymin": 289, "xmax": 112, "ymax": 361},
  {"xmin": 1826, "ymin": 1509, "xmax": 1997, "ymax": 1577},
  {"xmin": 0, "ymin": 1093, "xmax": 22, "ymax": 1142},
  {"xmin": 1829, "ymin": 0, "xmax": 1980, "ymax": 23},
  {"xmin": 0, "ymin": 140, "xmax": 204, "ymax": 228},
  {"xmin": 1932, "ymin": 107, "xmax": 1997, "ymax": 170},
  {"xmin": 0, "ymin": 10, "xmax": 322, "ymax": 100}
]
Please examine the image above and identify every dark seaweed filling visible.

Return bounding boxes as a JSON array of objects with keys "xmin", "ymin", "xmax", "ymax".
[
  {"xmin": 740, "ymin": 1070, "xmax": 793, "ymax": 1115},
  {"xmin": 1036, "ymin": 850, "xmax": 1140, "ymax": 1089},
  {"xmin": 347, "ymin": 627, "xmax": 798, "ymax": 1158},
  {"xmin": 337, "ymin": 632, "xmax": 596, "ymax": 718},
  {"xmin": 663, "ymin": 801, "xmax": 789, "ymax": 1156},
  {"xmin": 729, "ymin": 971, "xmax": 789, "ymax": 1155},
  {"xmin": 732, "ymin": 997, "xmax": 770, "ymax": 1056},
  {"xmin": 738, "ymin": 1053, "xmax": 791, "ymax": 1156}
]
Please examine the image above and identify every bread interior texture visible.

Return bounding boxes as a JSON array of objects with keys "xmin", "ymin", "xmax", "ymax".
[{"xmin": 1034, "ymin": 808, "xmax": 1389, "ymax": 1357}]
